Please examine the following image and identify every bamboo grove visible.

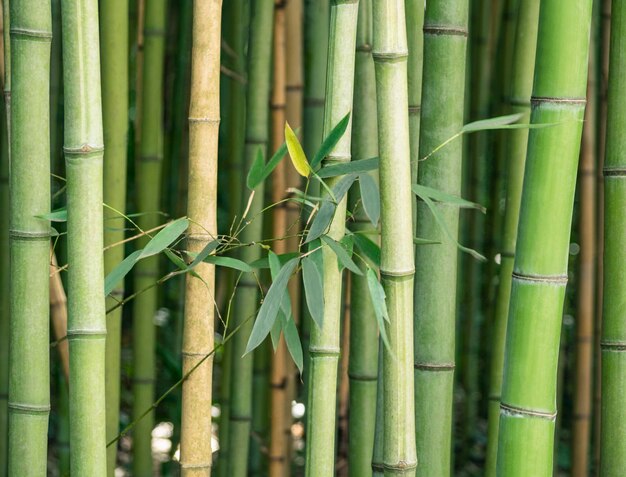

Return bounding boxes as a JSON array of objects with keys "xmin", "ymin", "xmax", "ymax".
[{"xmin": 1, "ymin": 0, "xmax": 626, "ymax": 475}]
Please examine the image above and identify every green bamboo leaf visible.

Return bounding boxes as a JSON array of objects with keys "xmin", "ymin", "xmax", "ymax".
[
  {"xmin": 322, "ymin": 235, "xmax": 362, "ymax": 275},
  {"xmin": 412, "ymin": 184, "xmax": 485, "ymax": 212},
  {"xmin": 305, "ymin": 174, "xmax": 358, "ymax": 243},
  {"xmin": 164, "ymin": 249, "xmax": 188, "ymax": 270},
  {"xmin": 270, "ymin": 316, "xmax": 282, "ymax": 352},
  {"xmin": 104, "ymin": 250, "xmax": 143, "ymax": 296},
  {"xmin": 461, "ymin": 113, "xmax": 523, "ymax": 133},
  {"xmin": 139, "ymin": 218, "xmax": 190, "ymax": 259},
  {"xmin": 366, "ymin": 268, "xmax": 391, "ymax": 349},
  {"xmin": 285, "ymin": 122, "xmax": 311, "ymax": 177},
  {"xmin": 283, "ymin": 315, "xmax": 304, "ymax": 374},
  {"xmin": 316, "ymin": 156, "xmax": 379, "ymax": 178},
  {"xmin": 204, "ymin": 255, "xmax": 253, "ymax": 273},
  {"xmin": 302, "ymin": 243, "xmax": 324, "ymax": 329},
  {"xmin": 414, "ymin": 237, "xmax": 441, "ymax": 246},
  {"xmin": 249, "ymin": 252, "xmax": 301, "ymax": 269},
  {"xmin": 245, "ymin": 257, "xmax": 300, "ymax": 355},
  {"xmin": 269, "ymin": 251, "xmax": 293, "ymax": 321},
  {"xmin": 188, "ymin": 239, "xmax": 220, "ymax": 269},
  {"xmin": 359, "ymin": 173, "xmax": 380, "ymax": 226},
  {"xmin": 38, "ymin": 208, "xmax": 68, "ymax": 222},
  {"xmin": 310, "ymin": 112, "xmax": 351, "ymax": 169},
  {"xmin": 352, "ymin": 232, "xmax": 381, "ymax": 267},
  {"xmin": 246, "ymin": 147, "xmax": 265, "ymax": 189},
  {"xmin": 420, "ymin": 194, "xmax": 486, "ymax": 261}
]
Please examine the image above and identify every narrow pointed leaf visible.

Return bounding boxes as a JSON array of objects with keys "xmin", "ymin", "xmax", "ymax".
[
  {"xmin": 104, "ymin": 250, "xmax": 143, "ymax": 296},
  {"xmin": 310, "ymin": 112, "xmax": 351, "ymax": 169},
  {"xmin": 203, "ymin": 255, "xmax": 253, "ymax": 273},
  {"xmin": 366, "ymin": 268, "xmax": 391, "ymax": 349},
  {"xmin": 246, "ymin": 147, "xmax": 265, "ymax": 189},
  {"xmin": 322, "ymin": 235, "xmax": 362, "ymax": 275},
  {"xmin": 302, "ymin": 246, "xmax": 324, "ymax": 329},
  {"xmin": 359, "ymin": 173, "xmax": 380, "ymax": 225},
  {"xmin": 283, "ymin": 316, "xmax": 304, "ymax": 374},
  {"xmin": 352, "ymin": 232, "xmax": 381, "ymax": 267},
  {"xmin": 317, "ymin": 156, "xmax": 379, "ymax": 178},
  {"xmin": 461, "ymin": 113, "xmax": 523, "ymax": 133},
  {"xmin": 188, "ymin": 239, "xmax": 220, "ymax": 269},
  {"xmin": 412, "ymin": 184, "xmax": 485, "ymax": 212},
  {"xmin": 140, "ymin": 218, "xmax": 190, "ymax": 259},
  {"xmin": 38, "ymin": 208, "xmax": 68, "ymax": 222},
  {"xmin": 285, "ymin": 122, "xmax": 311, "ymax": 176}
]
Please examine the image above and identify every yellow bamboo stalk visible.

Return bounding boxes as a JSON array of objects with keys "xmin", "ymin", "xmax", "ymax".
[
  {"xmin": 50, "ymin": 251, "xmax": 70, "ymax": 383},
  {"xmin": 180, "ymin": 1, "xmax": 222, "ymax": 475}
]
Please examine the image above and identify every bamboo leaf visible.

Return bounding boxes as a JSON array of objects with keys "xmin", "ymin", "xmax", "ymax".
[
  {"xmin": 283, "ymin": 315, "xmax": 304, "ymax": 374},
  {"xmin": 461, "ymin": 113, "xmax": 523, "ymax": 133},
  {"xmin": 366, "ymin": 268, "xmax": 391, "ymax": 349},
  {"xmin": 285, "ymin": 122, "xmax": 311, "ymax": 177},
  {"xmin": 188, "ymin": 239, "xmax": 220, "ymax": 269},
  {"xmin": 245, "ymin": 257, "xmax": 300, "ymax": 355},
  {"xmin": 310, "ymin": 112, "xmax": 351, "ymax": 169},
  {"xmin": 352, "ymin": 232, "xmax": 381, "ymax": 267},
  {"xmin": 317, "ymin": 156, "xmax": 379, "ymax": 178},
  {"xmin": 359, "ymin": 173, "xmax": 380, "ymax": 226},
  {"xmin": 139, "ymin": 218, "xmax": 190, "ymax": 259},
  {"xmin": 419, "ymin": 194, "xmax": 486, "ymax": 261},
  {"xmin": 270, "ymin": 316, "xmax": 282, "ymax": 352},
  {"xmin": 204, "ymin": 255, "xmax": 253, "ymax": 273},
  {"xmin": 104, "ymin": 250, "xmax": 143, "ymax": 296},
  {"xmin": 414, "ymin": 237, "xmax": 441, "ymax": 246},
  {"xmin": 302, "ymin": 243, "xmax": 325, "ymax": 329},
  {"xmin": 321, "ymin": 235, "xmax": 362, "ymax": 275},
  {"xmin": 249, "ymin": 252, "xmax": 301, "ymax": 269},
  {"xmin": 38, "ymin": 208, "xmax": 67, "ymax": 222},
  {"xmin": 269, "ymin": 251, "xmax": 293, "ymax": 321},
  {"xmin": 164, "ymin": 250, "xmax": 201, "ymax": 279},
  {"xmin": 246, "ymin": 147, "xmax": 265, "ymax": 189},
  {"xmin": 412, "ymin": 184, "xmax": 485, "ymax": 212}
]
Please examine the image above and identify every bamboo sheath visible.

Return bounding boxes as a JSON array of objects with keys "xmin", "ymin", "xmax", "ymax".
[
  {"xmin": 414, "ymin": 1, "xmax": 468, "ymax": 475},
  {"xmin": 301, "ymin": 0, "xmax": 329, "ymax": 391},
  {"xmin": 372, "ymin": 1, "xmax": 417, "ymax": 476},
  {"xmin": 50, "ymin": 253, "xmax": 70, "ymax": 383},
  {"xmin": 60, "ymin": 0, "xmax": 107, "ymax": 474},
  {"xmin": 226, "ymin": 2, "xmax": 274, "ymax": 476},
  {"xmin": 572, "ymin": 48, "xmax": 597, "ymax": 477},
  {"xmin": 180, "ymin": 2, "xmax": 222, "ymax": 476},
  {"xmin": 8, "ymin": 1, "xmax": 51, "ymax": 475},
  {"xmin": 132, "ymin": 1, "xmax": 167, "ymax": 474},
  {"xmin": 600, "ymin": 1, "xmax": 626, "ymax": 474},
  {"xmin": 347, "ymin": 1, "xmax": 378, "ymax": 474},
  {"xmin": 0, "ymin": 2, "xmax": 8, "ymax": 472},
  {"xmin": 484, "ymin": 1, "xmax": 540, "ymax": 474},
  {"xmin": 304, "ymin": 1, "xmax": 359, "ymax": 475},
  {"xmin": 269, "ymin": 2, "xmax": 290, "ymax": 475},
  {"xmin": 496, "ymin": 0, "xmax": 593, "ymax": 475},
  {"xmin": 99, "ymin": 0, "xmax": 129, "ymax": 474}
]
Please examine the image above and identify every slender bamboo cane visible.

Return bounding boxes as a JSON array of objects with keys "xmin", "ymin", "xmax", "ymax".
[
  {"xmin": 304, "ymin": 1, "xmax": 359, "ymax": 475},
  {"xmin": 132, "ymin": 1, "xmax": 167, "ymax": 474},
  {"xmin": 372, "ymin": 341, "xmax": 384, "ymax": 477},
  {"xmin": 600, "ymin": 1, "xmax": 626, "ymax": 474},
  {"xmin": 337, "ymin": 286, "xmax": 351, "ymax": 474},
  {"xmin": 496, "ymin": 0, "xmax": 593, "ymax": 474},
  {"xmin": 347, "ymin": 1, "xmax": 378, "ymax": 474},
  {"xmin": 226, "ymin": 3, "xmax": 274, "ymax": 476},
  {"xmin": 99, "ymin": 0, "xmax": 129, "ymax": 474},
  {"xmin": 60, "ymin": 0, "xmax": 107, "ymax": 474},
  {"xmin": 413, "ymin": 1, "xmax": 468, "ymax": 475},
  {"xmin": 7, "ymin": 1, "xmax": 51, "ymax": 474},
  {"xmin": 269, "ymin": 2, "xmax": 290, "ymax": 475},
  {"xmin": 301, "ymin": 0, "xmax": 329, "ymax": 399},
  {"xmin": 372, "ymin": 2, "xmax": 417, "ymax": 476},
  {"xmin": 250, "ymin": 342, "xmax": 270, "ymax": 475},
  {"xmin": 572, "ymin": 48, "xmax": 597, "ymax": 477},
  {"xmin": 0, "ymin": 3, "xmax": 8, "ymax": 472},
  {"xmin": 179, "ymin": 1, "xmax": 222, "ymax": 475},
  {"xmin": 50, "ymin": 252, "xmax": 70, "ymax": 383},
  {"xmin": 484, "ymin": 1, "xmax": 540, "ymax": 475}
]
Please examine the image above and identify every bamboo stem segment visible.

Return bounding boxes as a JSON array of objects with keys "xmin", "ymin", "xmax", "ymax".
[
  {"xmin": 496, "ymin": 0, "xmax": 593, "ymax": 475},
  {"xmin": 8, "ymin": 1, "xmax": 51, "ymax": 475}
]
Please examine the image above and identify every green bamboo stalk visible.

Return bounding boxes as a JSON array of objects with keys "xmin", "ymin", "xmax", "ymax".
[
  {"xmin": 600, "ymin": 1, "xmax": 626, "ymax": 474},
  {"xmin": 100, "ymin": 0, "xmax": 129, "ymax": 474},
  {"xmin": 301, "ymin": 0, "xmax": 330, "ymax": 388},
  {"xmin": 496, "ymin": 0, "xmax": 593, "ymax": 474},
  {"xmin": 484, "ymin": 1, "xmax": 540, "ymax": 475},
  {"xmin": 372, "ymin": 2, "xmax": 416, "ymax": 476},
  {"xmin": 0, "ymin": 2, "xmax": 8, "ymax": 473},
  {"xmin": 372, "ymin": 342, "xmax": 384, "ymax": 477},
  {"xmin": 132, "ymin": 1, "xmax": 167, "ymax": 474},
  {"xmin": 413, "ymin": 1, "xmax": 468, "ymax": 475},
  {"xmin": 226, "ymin": 2, "xmax": 274, "ymax": 476},
  {"xmin": 304, "ymin": 1, "xmax": 359, "ymax": 475},
  {"xmin": 7, "ymin": 1, "xmax": 51, "ymax": 475},
  {"xmin": 180, "ymin": 2, "xmax": 222, "ymax": 475},
  {"xmin": 61, "ymin": 0, "xmax": 107, "ymax": 474},
  {"xmin": 347, "ymin": 1, "xmax": 378, "ymax": 475}
]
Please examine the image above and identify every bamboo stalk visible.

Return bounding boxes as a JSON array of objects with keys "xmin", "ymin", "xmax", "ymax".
[
  {"xmin": 60, "ymin": 0, "xmax": 107, "ymax": 474},
  {"xmin": 50, "ymin": 252, "xmax": 70, "ymax": 383},
  {"xmin": 226, "ymin": 2, "xmax": 274, "ymax": 476},
  {"xmin": 304, "ymin": 1, "xmax": 359, "ymax": 474},
  {"xmin": 484, "ymin": 1, "xmax": 540, "ymax": 475},
  {"xmin": 496, "ymin": 0, "xmax": 593, "ymax": 474},
  {"xmin": 99, "ymin": 0, "xmax": 129, "ymax": 474},
  {"xmin": 372, "ymin": 1, "xmax": 417, "ymax": 476},
  {"xmin": 347, "ymin": 1, "xmax": 378, "ymax": 474},
  {"xmin": 413, "ymin": 1, "xmax": 469, "ymax": 475},
  {"xmin": 180, "ymin": 1, "xmax": 222, "ymax": 475},
  {"xmin": 572, "ymin": 46, "xmax": 597, "ymax": 477},
  {"xmin": 132, "ymin": 1, "xmax": 167, "ymax": 474},
  {"xmin": 337, "ymin": 283, "xmax": 351, "ymax": 476},
  {"xmin": 8, "ymin": 1, "xmax": 51, "ymax": 474},
  {"xmin": 600, "ymin": 1, "xmax": 626, "ymax": 474}
]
